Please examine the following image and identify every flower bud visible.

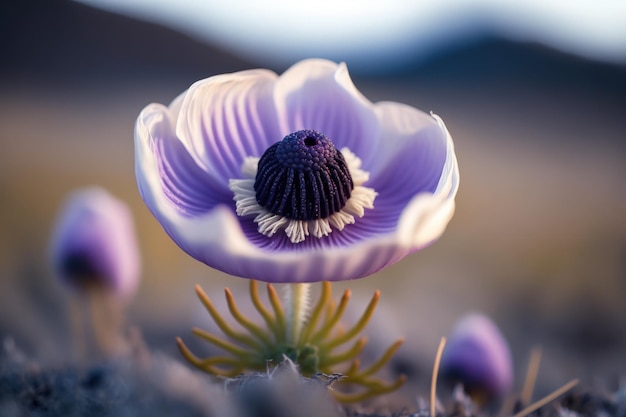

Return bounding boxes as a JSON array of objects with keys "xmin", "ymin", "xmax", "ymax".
[
  {"xmin": 440, "ymin": 313, "xmax": 513, "ymax": 404},
  {"xmin": 50, "ymin": 187, "xmax": 140, "ymax": 299}
]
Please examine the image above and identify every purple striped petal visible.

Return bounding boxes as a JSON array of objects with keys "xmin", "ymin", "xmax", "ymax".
[
  {"xmin": 135, "ymin": 103, "xmax": 227, "ymax": 217},
  {"xmin": 176, "ymin": 70, "xmax": 281, "ymax": 191},
  {"xmin": 274, "ymin": 59, "xmax": 380, "ymax": 167},
  {"xmin": 370, "ymin": 102, "xmax": 448, "ymax": 196}
]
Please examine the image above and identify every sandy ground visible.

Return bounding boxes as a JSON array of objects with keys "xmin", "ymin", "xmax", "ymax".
[{"xmin": 0, "ymin": 76, "xmax": 625, "ymax": 402}]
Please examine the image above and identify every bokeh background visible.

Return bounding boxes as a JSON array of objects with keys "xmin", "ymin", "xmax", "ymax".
[{"xmin": 1, "ymin": 0, "xmax": 625, "ymax": 400}]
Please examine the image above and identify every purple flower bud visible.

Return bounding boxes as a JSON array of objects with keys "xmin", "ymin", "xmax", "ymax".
[
  {"xmin": 440, "ymin": 313, "xmax": 513, "ymax": 403},
  {"xmin": 50, "ymin": 187, "xmax": 141, "ymax": 299}
]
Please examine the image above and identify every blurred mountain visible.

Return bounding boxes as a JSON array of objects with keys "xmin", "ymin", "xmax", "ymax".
[
  {"xmin": 0, "ymin": 0, "xmax": 254, "ymax": 86},
  {"xmin": 1, "ymin": 0, "xmax": 625, "ymax": 99},
  {"xmin": 401, "ymin": 35, "xmax": 626, "ymax": 96}
]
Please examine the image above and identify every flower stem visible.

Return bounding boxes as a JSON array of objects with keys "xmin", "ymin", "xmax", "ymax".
[{"xmin": 284, "ymin": 283, "xmax": 311, "ymax": 345}]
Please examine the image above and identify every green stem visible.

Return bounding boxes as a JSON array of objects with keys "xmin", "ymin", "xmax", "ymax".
[{"xmin": 284, "ymin": 283, "xmax": 311, "ymax": 345}]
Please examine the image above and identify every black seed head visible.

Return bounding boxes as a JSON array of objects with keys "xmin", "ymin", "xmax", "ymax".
[{"xmin": 254, "ymin": 130, "xmax": 353, "ymax": 220}]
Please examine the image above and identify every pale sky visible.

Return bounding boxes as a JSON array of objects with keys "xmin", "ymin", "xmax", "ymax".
[{"xmin": 76, "ymin": 0, "xmax": 626, "ymax": 71}]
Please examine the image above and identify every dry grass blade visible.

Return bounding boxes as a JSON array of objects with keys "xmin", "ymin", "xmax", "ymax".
[
  {"xmin": 520, "ymin": 346, "xmax": 542, "ymax": 405},
  {"xmin": 431, "ymin": 337, "xmax": 447, "ymax": 417},
  {"xmin": 511, "ymin": 379, "xmax": 579, "ymax": 417}
]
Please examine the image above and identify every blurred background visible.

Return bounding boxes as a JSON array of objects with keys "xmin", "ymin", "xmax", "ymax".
[{"xmin": 1, "ymin": 0, "xmax": 625, "ymax": 400}]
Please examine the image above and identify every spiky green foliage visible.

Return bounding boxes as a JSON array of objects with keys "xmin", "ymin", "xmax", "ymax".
[{"xmin": 177, "ymin": 281, "xmax": 406, "ymax": 402}]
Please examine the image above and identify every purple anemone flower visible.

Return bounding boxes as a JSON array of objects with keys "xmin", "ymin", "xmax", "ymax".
[
  {"xmin": 440, "ymin": 313, "xmax": 513, "ymax": 402},
  {"xmin": 134, "ymin": 59, "xmax": 458, "ymax": 283},
  {"xmin": 50, "ymin": 187, "xmax": 141, "ymax": 298}
]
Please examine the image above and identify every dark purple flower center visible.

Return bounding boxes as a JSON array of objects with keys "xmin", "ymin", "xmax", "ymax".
[
  {"xmin": 254, "ymin": 130, "xmax": 353, "ymax": 221},
  {"xmin": 59, "ymin": 250, "xmax": 106, "ymax": 289}
]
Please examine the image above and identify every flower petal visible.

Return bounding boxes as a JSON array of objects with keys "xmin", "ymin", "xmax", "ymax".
[
  {"xmin": 370, "ymin": 102, "xmax": 448, "ymax": 196},
  {"xmin": 135, "ymin": 103, "xmax": 227, "ymax": 218},
  {"xmin": 365, "ymin": 103, "xmax": 457, "ymax": 247},
  {"xmin": 176, "ymin": 69, "xmax": 281, "ymax": 190},
  {"xmin": 396, "ymin": 114, "xmax": 459, "ymax": 247},
  {"xmin": 274, "ymin": 59, "xmax": 380, "ymax": 166},
  {"xmin": 150, "ymin": 203, "xmax": 408, "ymax": 283}
]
